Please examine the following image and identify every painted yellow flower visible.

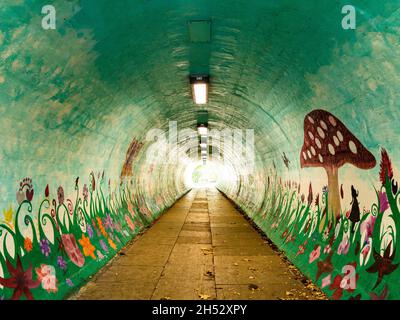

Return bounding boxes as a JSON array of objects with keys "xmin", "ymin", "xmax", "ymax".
[
  {"xmin": 78, "ymin": 235, "xmax": 96, "ymax": 260},
  {"xmin": 108, "ymin": 238, "xmax": 116, "ymax": 250},
  {"xmin": 2, "ymin": 205, "xmax": 14, "ymax": 228}
]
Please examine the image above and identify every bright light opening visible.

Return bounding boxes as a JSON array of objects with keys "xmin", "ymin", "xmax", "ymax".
[{"xmin": 200, "ymin": 143, "xmax": 207, "ymax": 148}]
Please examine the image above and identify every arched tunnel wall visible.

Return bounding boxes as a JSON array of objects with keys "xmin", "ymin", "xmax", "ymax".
[{"xmin": 0, "ymin": 0, "xmax": 400, "ymax": 300}]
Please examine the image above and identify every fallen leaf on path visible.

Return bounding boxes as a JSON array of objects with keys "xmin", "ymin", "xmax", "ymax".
[{"xmin": 248, "ymin": 284, "xmax": 259, "ymax": 290}]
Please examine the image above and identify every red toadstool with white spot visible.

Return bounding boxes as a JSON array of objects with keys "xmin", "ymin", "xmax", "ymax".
[{"xmin": 300, "ymin": 109, "xmax": 376, "ymax": 220}]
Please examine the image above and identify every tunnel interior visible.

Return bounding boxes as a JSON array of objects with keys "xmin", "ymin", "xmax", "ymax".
[{"xmin": 0, "ymin": 0, "xmax": 400, "ymax": 300}]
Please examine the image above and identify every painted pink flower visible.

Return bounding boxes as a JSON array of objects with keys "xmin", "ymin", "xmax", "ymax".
[
  {"xmin": 127, "ymin": 202, "xmax": 136, "ymax": 218},
  {"xmin": 321, "ymin": 274, "xmax": 331, "ymax": 288},
  {"xmin": 125, "ymin": 214, "xmax": 135, "ymax": 231},
  {"xmin": 309, "ymin": 246, "xmax": 321, "ymax": 263},
  {"xmin": 61, "ymin": 234, "xmax": 85, "ymax": 267},
  {"xmin": 337, "ymin": 238, "xmax": 350, "ymax": 255},
  {"xmin": 378, "ymin": 191, "xmax": 389, "ymax": 213},
  {"xmin": 360, "ymin": 215, "xmax": 376, "ymax": 239},
  {"xmin": 35, "ymin": 265, "xmax": 58, "ymax": 293}
]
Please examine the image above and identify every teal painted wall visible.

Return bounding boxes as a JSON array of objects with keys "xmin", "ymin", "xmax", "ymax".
[{"xmin": 0, "ymin": 0, "xmax": 399, "ymax": 299}]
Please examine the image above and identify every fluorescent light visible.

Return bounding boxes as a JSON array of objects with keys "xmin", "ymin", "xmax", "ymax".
[
  {"xmin": 198, "ymin": 126, "xmax": 208, "ymax": 136},
  {"xmin": 201, "ymin": 150, "xmax": 207, "ymax": 155},
  {"xmin": 190, "ymin": 75, "xmax": 209, "ymax": 105},
  {"xmin": 200, "ymin": 143, "xmax": 207, "ymax": 148},
  {"xmin": 193, "ymin": 84, "xmax": 207, "ymax": 104}
]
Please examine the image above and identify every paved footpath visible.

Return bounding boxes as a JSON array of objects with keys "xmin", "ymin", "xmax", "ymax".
[{"xmin": 72, "ymin": 188, "xmax": 326, "ymax": 300}]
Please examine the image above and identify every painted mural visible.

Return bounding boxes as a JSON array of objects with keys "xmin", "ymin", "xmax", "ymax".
[
  {"xmin": 0, "ymin": 172, "xmax": 178, "ymax": 300},
  {"xmin": 220, "ymin": 109, "xmax": 399, "ymax": 300}
]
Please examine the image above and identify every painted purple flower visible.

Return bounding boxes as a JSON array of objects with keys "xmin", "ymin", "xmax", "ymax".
[
  {"xmin": 66, "ymin": 278, "xmax": 73, "ymax": 287},
  {"xmin": 115, "ymin": 236, "xmax": 121, "ymax": 244},
  {"xmin": 83, "ymin": 184, "xmax": 89, "ymax": 201},
  {"xmin": 86, "ymin": 224, "xmax": 94, "ymax": 238},
  {"xmin": 99, "ymin": 240, "xmax": 109, "ymax": 253},
  {"xmin": 379, "ymin": 191, "xmax": 389, "ymax": 213},
  {"xmin": 40, "ymin": 239, "xmax": 51, "ymax": 257},
  {"xmin": 103, "ymin": 213, "xmax": 114, "ymax": 231},
  {"xmin": 57, "ymin": 256, "xmax": 67, "ymax": 271}
]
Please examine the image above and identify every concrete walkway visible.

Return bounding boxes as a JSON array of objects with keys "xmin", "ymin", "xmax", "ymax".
[{"xmin": 72, "ymin": 188, "xmax": 325, "ymax": 300}]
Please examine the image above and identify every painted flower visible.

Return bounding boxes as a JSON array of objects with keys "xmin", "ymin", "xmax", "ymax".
[
  {"xmin": 115, "ymin": 236, "xmax": 121, "ymax": 244},
  {"xmin": 97, "ymin": 217, "xmax": 107, "ymax": 237},
  {"xmin": 127, "ymin": 201, "xmax": 136, "ymax": 218},
  {"xmin": 322, "ymin": 185, "xmax": 328, "ymax": 194},
  {"xmin": 16, "ymin": 177, "xmax": 34, "ymax": 204},
  {"xmin": 103, "ymin": 213, "xmax": 114, "ymax": 231},
  {"xmin": 314, "ymin": 193, "xmax": 320, "ymax": 207},
  {"xmin": 366, "ymin": 241, "xmax": 399, "ymax": 289},
  {"xmin": 83, "ymin": 184, "xmax": 89, "ymax": 201},
  {"xmin": 99, "ymin": 240, "xmax": 109, "ymax": 253},
  {"xmin": 296, "ymin": 240, "xmax": 307, "ymax": 257},
  {"xmin": 360, "ymin": 215, "xmax": 376, "ymax": 239},
  {"xmin": 0, "ymin": 256, "xmax": 40, "ymax": 300},
  {"xmin": 86, "ymin": 224, "xmax": 94, "ymax": 238},
  {"xmin": 79, "ymin": 235, "xmax": 96, "ymax": 260},
  {"xmin": 97, "ymin": 250, "xmax": 104, "ymax": 260},
  {"xmin": 307, "ymin": 182, "xmax": 313, "ymax": 206},
  {"xmin": 324, "ymin": 244, "xmax": 331, "ymax": 255},
  {"xmin": 57, "ymin": 186, "xmax": 64, "ymax": 205},
  {"xmin": 108, "ymin": 238, "xmax": 117, "ymax": 250},
  {"xmin": 57, "ymin": 256, "xmax": 67, "ymax": 271},
  {"xmin": 36, "ymin": 264, "xmax": 58, "ymax": 293},
  {"xmin": 379, "ymin": 148, "xmax": 393, "ymax": 185},
  {"xmin": 316, "ymin": 253, "xmax": 334, "ymax": 281},
  {"xmin": 40, "ymin": 239, "xmax": 51, "ymax": 257},
  {"xmin": 378, "ymin": 191, "xmax": 389, "ymax": 213},
  {"xmin": 66, "ymin": 278, "xmax": 74, "ymax": 287},
  {"xmin": 309, "ymin": 246, "xmax": 321, "ymax": 263},
  {"xmin": 322, "ymin": 227, "xmax": 330, "ymax": 241},
  {"xmin": 337, "ymin": 237, "xmax": 350, "ymax": 255},
  {"xmin": 61, "ymin": 234, "xmax": 85, "ymax": 267},
  {"xmin": 24, "ymin": 237, "xmax": 33, "ymax": 253},
  {"xmin": 92, "ymin": 220, "xmax": 101, "ymax": 237},
  {"xmin": 321, "ymin": 274, "xmax": 331, "ymax": 288},
  {"xmin": 125, "ymin": 214, "xmax": 136, "ymax": 231}
]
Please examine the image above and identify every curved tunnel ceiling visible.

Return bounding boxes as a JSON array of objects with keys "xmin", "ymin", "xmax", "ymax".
[{"xmin": 2, "ymin": 0, "xmax": 398, "ymax": 206}]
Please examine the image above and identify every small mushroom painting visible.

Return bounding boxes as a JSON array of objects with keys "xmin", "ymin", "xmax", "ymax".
[{"xmin": 300, "ymin": 109, "xmax": 376, "ymax": 220}]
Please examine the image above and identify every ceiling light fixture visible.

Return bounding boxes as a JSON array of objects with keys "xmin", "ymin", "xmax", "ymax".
[
  {"xmin": 190, "ymin": 75, "xmax": 209, "ymax": 105},
  {"xmin": 198, "ymin": 126, "xmax": 208, "ymax": 136}
]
